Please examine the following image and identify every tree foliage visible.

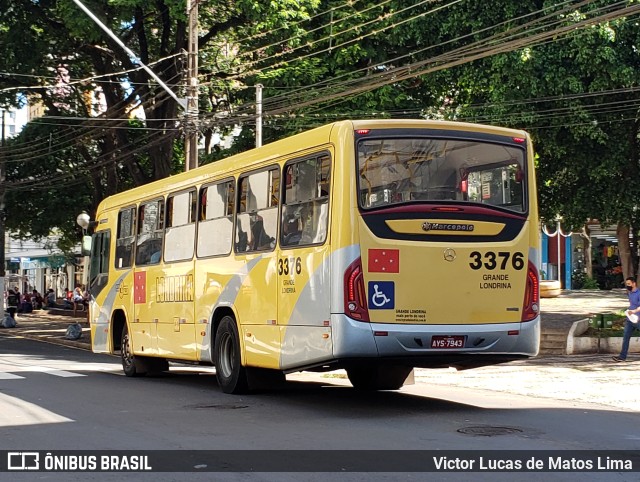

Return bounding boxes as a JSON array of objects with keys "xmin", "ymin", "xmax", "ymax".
[{"xmin": 1, "ymin": 0, "xmax": 639, "ymax": 272}]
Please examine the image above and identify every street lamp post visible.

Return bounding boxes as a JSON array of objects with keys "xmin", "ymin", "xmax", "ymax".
[{"xmin": 76, "ymin": 212, "xmax": 91, "ymax": 288}]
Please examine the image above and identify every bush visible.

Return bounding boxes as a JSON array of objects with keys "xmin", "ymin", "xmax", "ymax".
[
  {"xmin": 581, "ymin": 312, "xmax": 626, "ymax": 337},
  {"xmin": 582, "ymin": 277, "xmax": 599, "ymax": 289},
  {"xmin": 572, "ymin": 271, "xmax": 599, "ymax": 289}
]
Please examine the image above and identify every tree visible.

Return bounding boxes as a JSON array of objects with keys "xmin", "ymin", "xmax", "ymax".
[{"xmin": 0, "ymin": 0, "xmax": 319, "ymax": 245}]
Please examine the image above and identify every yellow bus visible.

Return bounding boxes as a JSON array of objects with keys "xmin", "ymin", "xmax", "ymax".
[{"xmin": 86, "ymin": 119, "xmax": 540, "ymax": 394}]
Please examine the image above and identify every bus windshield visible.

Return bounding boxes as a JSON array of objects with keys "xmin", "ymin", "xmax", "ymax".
[{"xmin": 357, "ymin": 137, "xmax": 526, "ymax": 213}]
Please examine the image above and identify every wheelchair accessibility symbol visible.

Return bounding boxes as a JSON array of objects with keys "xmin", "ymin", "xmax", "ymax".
[{"xmin": 368, "ymin": 281, "xmax": 394, "ymax": 310}]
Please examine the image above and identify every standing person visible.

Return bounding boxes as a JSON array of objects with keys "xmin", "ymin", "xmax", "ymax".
[
  {"xmin": 13, "ymin": 288, "xmax": 22, "ymax": 313},
  {"xmin": 612, "ymin": 276, "xmax": 640, "ymax": 362},
  {"xmin": 6, "ymin": 289, "xmax": 19, "ymax": 319}
]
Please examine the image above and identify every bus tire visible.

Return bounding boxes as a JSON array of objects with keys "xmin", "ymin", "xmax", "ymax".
[
  {"xmin": 214, "ymin": 316, "xmax": 249, "ymax": 394},
  {"xmin": 121, "ymin": 324, "xmax": 148, "ymax": 377},
  {"xmin": 346, "ymin": 364, "xmax": 412, "ymax": 391}
]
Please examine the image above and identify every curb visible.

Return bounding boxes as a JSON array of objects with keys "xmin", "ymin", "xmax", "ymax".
[
  {"xmin": 566, "ymin": 318, "xmax": 590, "ymax": 354},
  {"xmin": 11, "ymin": 332, "xmax": 91, "ymax": 351},
  {"xmin": 566, "ymin": 318, "xmax": 640, "ymax": 355}
]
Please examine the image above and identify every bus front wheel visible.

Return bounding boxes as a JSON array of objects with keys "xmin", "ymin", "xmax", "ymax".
[
  {"xmin": 214, "ymin": 316, "xmax": 249, "ymax": 394},
  {"xmin": 346, "ymin": 364, "xmax": 412, "ymax": 391},
  {"xmin": 120, "ymin": 324, "xmax": 168, "ymax": 377},
  {"xmin": 121, "ymin": 324, "xmax": 146, "ymax": 377}
]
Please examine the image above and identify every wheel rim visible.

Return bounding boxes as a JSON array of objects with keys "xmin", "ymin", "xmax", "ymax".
[
  {"xmin": 218, "ymin": 331, "xmax": 234, "ymax": 378},
  {"xmin": 122, "ymin": 332, "xmax": 133, "ymax": 369}
]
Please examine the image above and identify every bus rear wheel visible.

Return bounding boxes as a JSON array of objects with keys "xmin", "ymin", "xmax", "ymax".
[
  {"xmin": 214, "ymin": 316, "xmax": 249, "ymax": 394},
  {"xmin": 346, "ymin": 364, "xmax": 412, "ymax": 391}
]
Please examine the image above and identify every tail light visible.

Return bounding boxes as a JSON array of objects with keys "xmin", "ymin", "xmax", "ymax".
[
  {"xmin": 344, "ymin": 257, "xmax": 370, "ymax": 322},
  {"xmin": 522, "ymin": 261, "xmax": 540, "ymax": 321}
]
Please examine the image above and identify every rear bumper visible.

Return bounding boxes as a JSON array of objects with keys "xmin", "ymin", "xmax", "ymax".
[{"xmin": 331, "ymin": 313, "xmax": 540, "ymax": 367}]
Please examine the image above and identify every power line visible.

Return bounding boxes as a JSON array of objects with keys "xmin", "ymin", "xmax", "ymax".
[
  {"xmin": 1, "ymin": 66, "xmax": 183, "ymax": 164},
  {"xmin": 0, "ymin": 52, "xmax": 184, "ymax": 94},
  {"xmin": 228, "ymin": 0, "xmax": 399, "ymax": 66},
  {"xmin": 232, "ymin": 0, "xmax": 637, "ymax": 123},
  {"xmin": 200, "ymin": 0, "xmax": 588, "ymax": 122},
  {"xmin": 224, "ymin": 0, "xmax": 462, "ymax": 81}
]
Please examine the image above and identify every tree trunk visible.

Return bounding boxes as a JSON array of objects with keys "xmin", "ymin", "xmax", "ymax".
[
  {"xmin": 204, "ymin": 128, "xmax": 213, "ymax": 155},
  {"xmin": 580, "ymin": 226, "xmax": 592, "ymax": 279},
  {"xmin": 617, "ymin": 223, "xmax": 633, "ymax": 282}
]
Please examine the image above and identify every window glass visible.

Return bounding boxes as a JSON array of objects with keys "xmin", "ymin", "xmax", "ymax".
[
  {"xmin": 89, "ymin": 230, "xmax": 110, "ymax": 297},
  {"xmin": 281, "ymin": 154, "xmax": 330, "ymax": 248},
  {"xmin": 165, "ymin": 190, "xmax": 196, "ymax": 262},
  {"xmin": 115, "ymin": 208, "xmax": 135, "ymax": 269},
  {"xmin": 236, "ymin": 168, "xmax": 279, "ymax": 253},
  {"xmin": 135, "ymin": 199, "xmax": 164, "ymax": 265},
  {"xmin": 198, "ymin": 180, "xmax": 235, "ymax": 257},
  {"xmin": 357, "ymin": 138, "xmax": 525, "ymax": 212}
]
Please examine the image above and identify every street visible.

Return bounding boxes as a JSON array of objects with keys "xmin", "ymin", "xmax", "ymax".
[{"xmin": 1, "ymin": 335, "xmax": 639, "ymax": 481}]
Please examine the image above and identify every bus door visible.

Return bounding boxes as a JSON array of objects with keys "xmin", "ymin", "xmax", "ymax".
[
  {"xmin": 132, "ymin": 196, "xmax": 196, "ymax": 359},
  {"xmin": 234, "ymin": 168, "xmax": 281, "ymax": 369},
  {"xmin": 130, "ymin": 201, "xmax": 164, "ymax": 356},
  {"xmin": 152, "ymin": 191, "xmax": 197, "ymax": 358},
  {"xmin": 278, "ymin": 155, "xmax": 333, "ymax": 370}
]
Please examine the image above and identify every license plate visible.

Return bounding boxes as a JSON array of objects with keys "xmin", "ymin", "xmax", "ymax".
[{"xmin": 431, "ymin": 335, "xmax": 465, "ymax": 349}]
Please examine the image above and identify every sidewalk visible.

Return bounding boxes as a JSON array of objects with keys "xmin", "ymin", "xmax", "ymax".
[
  {"xmin": 0, "ymin": 288, "xmax": 630, "ymax": 355},
  {"xmin": 1, "ymin": 310, "xmax": 91, "ymax": 350},
  {"xmin": 539, "ymin": 288, "xmax": 628, "ymax": 332}
]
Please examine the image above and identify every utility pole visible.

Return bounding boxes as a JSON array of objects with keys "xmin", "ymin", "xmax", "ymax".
[
  {"xmin": 0, "ymin": 109, "xmax": 6, "ymax": 321},
  {"xmin": 256, "ymin": 84, "xmax": 263, "ymax": 148},
  {"xmin": 185, "ymin": 0, "xmax": 199, "ymax": 171}
]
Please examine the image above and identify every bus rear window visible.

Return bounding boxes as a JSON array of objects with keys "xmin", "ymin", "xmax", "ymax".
[{"xmin": 357, "ymin": 137, "xmax": 526, "ymax": 213}]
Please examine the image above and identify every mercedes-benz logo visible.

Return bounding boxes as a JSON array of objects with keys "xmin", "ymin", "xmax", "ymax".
[{"xmin": 443, "ymin": 248, "xmax": 456, "ymax": 262}]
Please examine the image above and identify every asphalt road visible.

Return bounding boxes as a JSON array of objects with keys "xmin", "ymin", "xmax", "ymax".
[{"xmin": 1, "ymin": 336, "xmax": 639, "ymax": 481}]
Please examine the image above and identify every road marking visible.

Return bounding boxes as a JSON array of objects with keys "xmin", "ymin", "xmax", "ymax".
[
  {"xmin": 0, "ymin": 392, "xmax": 73, "ymax": 427},
  {"xmin": 28, "ymin": 366, "xmax": 86, "ymax": 378},
  {"xmin": 0, "ymin": 372, "xmax": 25, "ymax": 380}
]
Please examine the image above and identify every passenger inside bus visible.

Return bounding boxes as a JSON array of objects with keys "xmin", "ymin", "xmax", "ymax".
[
  {"xmin": 282, "ymin": 213, "xmax": 302, "ymax": 246},
  {"xmin": 249, "ymin": 213, "xmax": 273, "ymax": 250}
]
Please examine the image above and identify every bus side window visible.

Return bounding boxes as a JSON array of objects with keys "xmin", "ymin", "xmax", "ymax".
[
  {"xmin": 135, "ymin": 199, "xmax": 164, "ymax": 266},
  {"xmin": 281, "ymin": 154, "xmax": 331, "ymax": 248},
  {"xmin": 115, "ymin": 207, "xmax": 135, "ymax": 269},
  {"xmin": 90, "ymin": 230, "xmax": 111, "ymax": 296},
  {"xmin": 236, "ymin": 168, "xmax": 279, "ymax": 253},
  {"xmin": 197, "ymin": 180, "xmax": 235, "ymax": 257},
  {"xmin": 165, "ymin": 189, "xmax": 196, "ymax": 263}
]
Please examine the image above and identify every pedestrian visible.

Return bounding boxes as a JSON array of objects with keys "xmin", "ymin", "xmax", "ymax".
[
  {"xmin": 612, "ymin": 276, "xmax": 640, "ymax": 362},
  {"xmin": 32, "ymin": 289, "xmax": 44, "ymax": 310},
  {"xmin": 45, "ymin": 288, "xmax": 56, "ymax": 308},
  {"xmin": 12, "ymin": 288, "xmax": 22, "ymax": 313},
  {"xmin": 6, "ymin": 288, "xmax": 19, "ymax": 319}
]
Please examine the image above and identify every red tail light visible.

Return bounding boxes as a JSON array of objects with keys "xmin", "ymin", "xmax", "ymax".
[
  {"xmin": 344, "ymin": 257, "xmax": 370, "ymax": 322},
  {"xmin": 522, "ymin": 261, "xmax": 540, "ymax": 321}
]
